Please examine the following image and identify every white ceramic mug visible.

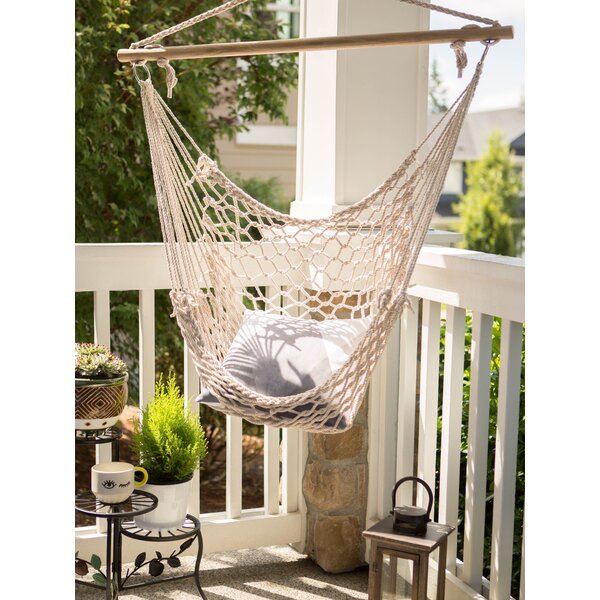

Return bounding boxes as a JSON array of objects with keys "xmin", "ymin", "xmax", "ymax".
[{"xmin": 91, "ymin": 462, "xmax": 149, "ymax": 504}]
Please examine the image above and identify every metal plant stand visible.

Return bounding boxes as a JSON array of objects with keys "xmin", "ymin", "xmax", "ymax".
[
  {"xmin": 117, "ymin": 514, "xmax": 208, "ymax": 599},
  {"xmin": 75, "ymin": 490, "xmax": 158, "ymax": 600}
]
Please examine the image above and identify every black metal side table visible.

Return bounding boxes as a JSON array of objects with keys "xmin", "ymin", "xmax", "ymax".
[
  {"xmin": 75, "ymin": 490, "xmax": 158, "ymax": 600},
  {"xmin": 117, "ymin": 514, "xmax": 208, "ymax": 599}
]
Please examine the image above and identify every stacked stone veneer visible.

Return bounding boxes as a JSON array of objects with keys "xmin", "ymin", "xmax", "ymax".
[{"xmin": 302, "ymin": 395, "xmax": 368, "ymax": 573}]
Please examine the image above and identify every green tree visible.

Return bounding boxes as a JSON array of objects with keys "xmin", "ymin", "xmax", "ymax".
[
  {"xmin": 453, "ymin": 131, "xmax": 523, "ymax": 256},
  {"xmin": 428, "ymin": 58, "xmax": 449, "ymax": 113},
  {"xmin": 75, "ymin": 0, "xmax": 297, "ymax": 244}
]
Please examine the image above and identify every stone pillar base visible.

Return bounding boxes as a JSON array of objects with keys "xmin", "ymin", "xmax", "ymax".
[{"xmin": 302, "ymin": 396, "xmax": 368, "ymax": 573}]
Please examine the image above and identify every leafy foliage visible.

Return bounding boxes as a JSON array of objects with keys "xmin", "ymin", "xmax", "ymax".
[
  {"xmin": 75, "ymin": 0, "xmax": 297, "ymax": 244},
  {"xmin": 452, "ymin": 131, "xmax": 523, "ymax": 256},
  {"xmin": 132, "ymin": 373, "xmax": 209, "ymax": 483}
]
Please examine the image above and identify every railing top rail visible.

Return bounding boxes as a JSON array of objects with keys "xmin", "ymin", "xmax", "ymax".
[{"xmin": 75, "ymin": 243, "xmax": 524, "ymax": 322}]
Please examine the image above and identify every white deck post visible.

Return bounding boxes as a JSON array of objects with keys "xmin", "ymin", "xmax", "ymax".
[{"xmin": 292, "ymin": 0, "xmax": 429, "ymax": 218}]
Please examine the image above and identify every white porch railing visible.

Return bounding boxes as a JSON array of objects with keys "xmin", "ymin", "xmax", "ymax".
[
  {"xmin": 75, "ymin": 243, "xmax": 306, "ymax": 563},
  {"xmin": 75, "ymin": 242, "xmax": 524, "ymax": 600},
  {"xmin": 367, "ymin": 246, "xmax": 525, "ymax": 600}
]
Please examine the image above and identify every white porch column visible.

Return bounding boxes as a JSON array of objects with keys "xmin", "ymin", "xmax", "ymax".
[
  {"xmin": 295, "ymin": 0, "xmax": 432, "ymax": 574},
  {"xmin": 291, "ymin": 0, "xmax": 430, "ymax": 218}
]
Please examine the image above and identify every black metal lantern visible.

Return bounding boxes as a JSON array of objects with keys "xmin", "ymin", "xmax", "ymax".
[{"xmin": 390, "ymin": 476, "xmax": 433, "ymax": 536}]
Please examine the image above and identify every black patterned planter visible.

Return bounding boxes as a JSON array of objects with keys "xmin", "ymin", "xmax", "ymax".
[{"xmin": 75, "ymin": 374, "xmax": 128, "ymax": 433}]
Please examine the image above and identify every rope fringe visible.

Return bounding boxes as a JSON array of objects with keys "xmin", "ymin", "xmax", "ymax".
[
  {"xmin": 157, "ymin": 58, "xmax": 178, "ymax": 98},
  {"xmin": 450, "ymin": 40, "xmax": 467, "ymax": 78}
]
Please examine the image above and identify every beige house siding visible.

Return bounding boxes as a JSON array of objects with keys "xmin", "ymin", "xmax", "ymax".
[
  {"xmin": 216, "ymin": 89, "xmax": 299, "ymax": 201},
  {"xmin": 216, "ymin": 138, "xmax": 297, "ymax": 199}
]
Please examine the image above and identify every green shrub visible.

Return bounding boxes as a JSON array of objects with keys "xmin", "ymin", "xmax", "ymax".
[
  {"xmin": 132, "ymin": 373, "xmax": 208, "ymax": 483},
  {"xmin": 453, "ymin": 131, "xmax": 523, "ymax": 257}
]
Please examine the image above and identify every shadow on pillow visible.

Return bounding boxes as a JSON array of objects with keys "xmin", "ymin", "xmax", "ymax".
[{"xmin": 197, "ymin": 310, "xmax": 371, "ymax": 429}]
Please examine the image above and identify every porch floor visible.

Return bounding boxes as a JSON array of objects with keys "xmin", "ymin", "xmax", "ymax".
[{"xmin": 75, "ymin": 545, "xmax": 370, "ymax": 599}]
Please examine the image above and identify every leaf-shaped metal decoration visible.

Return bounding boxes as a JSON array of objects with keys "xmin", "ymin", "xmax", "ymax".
[
  {"xmin": 149, "ymin": 559, "xmax": 164, "ymax": 577},
  {"xmin": 75, "ymin": 559, "xmax": 89, "ymax": 576},
  {"xmin": 167, "ymin": 557, "xmax": 181, "ymax": 568},
  {"xmin": 179, "ymin": 537, "xmax": 194, "ymax": 552},
  {"xmin": 92, "ymin": 572, "xmax": 107, "ymax": 585},
  {"xmin": 134, "ymin": 552, "xmax": 146, "ymax": 567},
  {"xmin": 90, "ymin": 554, "xmax": 102, "ymax": 570},
  {"xmin": 156, "ymin": 550, "xmax": 163, "ymax": 559}
]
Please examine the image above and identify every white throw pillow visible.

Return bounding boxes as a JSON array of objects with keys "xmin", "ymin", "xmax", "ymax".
[{"xmin": 197, "ymin": 310, "xmax": 371, "ymax": 428}]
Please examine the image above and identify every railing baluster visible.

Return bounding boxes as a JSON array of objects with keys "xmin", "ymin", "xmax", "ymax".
[
  {"xmin": 184, "ymin": 340, "xmax": 201, "ymax": 517},
  {"xmin": 261, "ymin": 286, "xmax": 282, "ymax": 515},
  {"xmin": 417, "ymin": 300, "xmax": 441, "ymax": 511},
  {"xmin": 184, "ymin": 341, "xmax": 200, "ymax": 410},
  {"xmin": 93, "ymin": 290, "xmax": 111, "ymax": 534},
  {"xmin": 138, "ymin": 289, "xmax": 155, "ymax": 409},
  {"xmin": 490, "ymin": 320, "xmax": 523, "ymax": 600},
  {"xmin": 396, "ymin": 295, "xmax": 419, "ymax": 507},
  {"xmin": 372, "ymin": 318, "xmax": 401, "ymax": 518},
  {"xmin": 438, "ymin": 305, "xmax": 466, "ymax": 573},
  {"xmin": 462, "ymin": 312, "xmax": 493, "ymax": 591},
  {"xmin": 264, "ymin": 426, "xmax": 281, "ymax": 515},
  {"xmin": 93, "ymin": 290, "xmax": 111, "ymax": 348},
  {"xmin": 226, "ymin": 415, "xmax": 243, "ymax": 519},
  {"xmin": 282, "ymin": 428, "xmax": 299, "ymax": 513},
  {"xmin": 280, "ymin": 286, "xmax": 301, "ymax": 516}
]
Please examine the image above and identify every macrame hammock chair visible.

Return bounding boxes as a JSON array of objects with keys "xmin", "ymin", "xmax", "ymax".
[{"xmin": 129, "ymin": 0, "xmax": 501, "ymax": 433}]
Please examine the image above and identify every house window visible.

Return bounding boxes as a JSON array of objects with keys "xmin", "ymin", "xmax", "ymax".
[
  {"xmin": 443, "ymin": 161, "xmax": 464, "ymax": 195},
  {"xmin": 267, "ymin": 1, "xmax": 300, "ymax": 39}
]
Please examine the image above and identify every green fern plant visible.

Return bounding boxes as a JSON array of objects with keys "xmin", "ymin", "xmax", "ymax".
[{"xmin": 132, "ymin": 373, "xmax": 208, "ymax": 484}]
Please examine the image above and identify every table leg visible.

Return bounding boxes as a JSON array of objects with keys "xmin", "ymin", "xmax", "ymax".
[
  {"xmin": 436, "ymin": 539, "xmax": 448, "ymax": 600},
  {"xmin": 367, "ymin": 542, "xmax": 381, "ymax": 600},
  {"xmin": 194, "ymin": 530, "xmax": 208, "ymax": 600},
  {"xmin": 105, "ymin": 517, "xmax": 114, "ymax": 600},
  {"xmin": 410, "ymin": 555, "xmax": 420, "ymax": 600},
  {"xmin": 112, "ymin": 438, "xmax": 120, "ymax": 462},
  {"xmin": 113, "ymin": 518, "xmax": 123, "ymax": 592},
  {"xmin": 415, "ymin": 551, "xmax": 428, "ymax": 600},
  {"xmin": 389, "ymin": 555, "xmax": 398, "ymax": 595}
]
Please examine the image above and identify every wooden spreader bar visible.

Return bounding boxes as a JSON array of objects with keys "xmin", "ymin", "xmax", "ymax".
[{"xmin": 117, "ymin": 25, "xmax": 513, "ymax": 63}]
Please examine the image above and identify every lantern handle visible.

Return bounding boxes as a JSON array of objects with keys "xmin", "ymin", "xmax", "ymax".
[{"xmin": 391, "ymin": 476, "xmax": 434, "ymax": 520}]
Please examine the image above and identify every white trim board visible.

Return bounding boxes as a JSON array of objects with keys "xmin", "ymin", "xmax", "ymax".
[{"xmin": 236, "ymin": 125, "xmax": 297, "ymax": 147}]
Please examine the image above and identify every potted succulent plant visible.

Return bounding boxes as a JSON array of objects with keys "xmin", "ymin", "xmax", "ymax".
[
  {"xmin": 132, "ymin": 373, "xmax": 208, "ymax": 531},
  {"xmin": 75, "ymin": 343, "xmax": 128, "ymax": 434}
]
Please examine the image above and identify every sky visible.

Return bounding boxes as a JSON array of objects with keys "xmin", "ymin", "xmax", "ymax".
[{"xmin": 427, "ymin": 0, "xmax": 524, "ymax": 112}]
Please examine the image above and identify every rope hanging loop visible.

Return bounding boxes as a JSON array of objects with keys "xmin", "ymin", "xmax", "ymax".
[
  {"xmin": 449, "ymin": 22, "xmax": 500, "ymax": 78},
  {"xmin": 132, "ymin": 62, "xmax": 152, "ymax": 84}
]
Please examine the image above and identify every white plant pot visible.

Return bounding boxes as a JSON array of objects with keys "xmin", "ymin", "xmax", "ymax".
[{"xmin": 133, "ymin": 479, "xmax": 192, "ymax": 531}]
